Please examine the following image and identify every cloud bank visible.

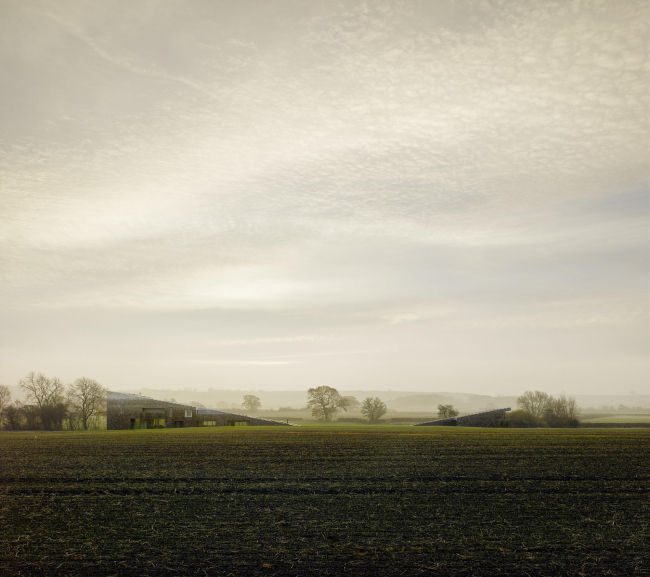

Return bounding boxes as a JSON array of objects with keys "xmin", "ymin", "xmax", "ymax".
[{"xmin": 0, "ymin": 0, "xmax": 647, "ymax": 393}]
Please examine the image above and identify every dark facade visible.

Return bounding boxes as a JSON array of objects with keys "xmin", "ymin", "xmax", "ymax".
[
  {"xmin": 107, "ymin": 392, "xmax": 291, "ymax": 430},
  {"xmin": 414, "ymin": 408, "xmax": 511, "ymax": 428}
]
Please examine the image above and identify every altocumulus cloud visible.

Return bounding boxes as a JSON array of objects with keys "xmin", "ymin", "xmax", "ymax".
[{"xmin": 0, "ymin": 0, "xmax": 647, "ymax": 393}]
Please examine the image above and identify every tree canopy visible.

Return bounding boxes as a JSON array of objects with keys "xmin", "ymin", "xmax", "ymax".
[
  {"xmin": 437, "ymin": 404, "xmax": 459, "ymax": 419},
  {"xmin": 343, "ymin": 396, "xmax": 360, "ymax": 411},
  {"xmin": 67, "ymin": 377, "xmax": 107, "ymax": 430},
  {"xmin": 515, "ymin": 390, "xmax": 580, "ymax": 427},
  {"xmin": 361, "ymin": 397, "xmax": 387, "ymax": 423},
  {"xmin": 242, "ymin": 394, "xmax": 262, "ymax": 412},
  {"xmin": 19, "ymin": 372, "xmax": 67, "ymax": 430},
  {"xmin": 516, "ymin": 390, "xmax": 550, "ymax": 418},
  {"xmin": 307, "ymin": 386, "xmax": 350, "ymax": 421},
  {"xmin": 4, "ymin": 372, "xmax": 106, "ymax": 431}
]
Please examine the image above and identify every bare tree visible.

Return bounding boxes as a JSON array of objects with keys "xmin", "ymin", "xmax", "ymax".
[
  {"xmin": 437, "ymin": 404, "xmax": 459, "ymax": 419},
  {"xmin": 242, "ymin": 395, "xmax": 261, "ymax": 412},
  {"xmin": 517, "ymin": 391, "xmax": 579, "ymax": 426},
  {"xmin": 566, "ymin": 396, "xmax": 579, "ymax": 421},
  {"xmin": 19, "ymin": 373, "xmax": 67, "ymax": 430},
  {"xmin": 0, "ymin": 385, "xmax": 10, "ymax": 429},
  {"xmin": 361, "ymin": 397, "xmax": 387, "ymax": 423},
  {"xmin": 67, "ymin": 377, "xmax": 107, "ymax": 430},
  {"xmin": 544, "ymin": 394, "xmax": 579, "ymax": 426},
  {"xmin": 517, "ymin": 391, "xmax": 550, "ymax": 418},
  {"xmin": 19, "ymin": 372, "xmax": 65, "ymax": 408},
  {"xmin": 307, "ymin": 386, "xmax": 350, "ymax": 421},
  {"xmin": 66, "ymin": 409, "xmax": 82, "ymax": 431}
]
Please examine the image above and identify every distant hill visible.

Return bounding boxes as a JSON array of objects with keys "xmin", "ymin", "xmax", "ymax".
[
  {"xmin": 388, "ymin": 393, "xmax": 518, "ymax": 413},
  {"xmin": 110, "ymin": 389, "xmax": 650, "ymax": 413},
  {"xmin": 7, "ymin": 383, "xmax": 649, "ymax": 413}
]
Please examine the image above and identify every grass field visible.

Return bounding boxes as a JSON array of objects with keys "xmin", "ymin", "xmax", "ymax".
[
  {"xmin": 1, "ymin": 427, "xmax": 648, "ymax": 576},
  {"xmin": 580, "ymin": 415, "xmax": 650, "ymax": 424}
]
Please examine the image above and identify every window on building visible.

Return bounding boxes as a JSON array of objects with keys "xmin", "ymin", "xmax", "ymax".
[
  {"xmin": 185, "ymin": 409, "xmax": 192, "ymax": 418},
  {"xmin": 132, "ymin": 418, "xmax": 165, "ymax": 429},
  {"xmin": 199, "ymin": 421, "xmax": 216, "ymax": 427}
]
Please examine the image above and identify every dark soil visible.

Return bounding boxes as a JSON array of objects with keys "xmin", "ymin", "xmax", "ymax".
[{"xmin": 1, "ymin": 427, "xmax": 648, "ymax": 576}]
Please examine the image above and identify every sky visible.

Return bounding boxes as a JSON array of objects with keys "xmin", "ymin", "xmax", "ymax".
[{"xmin": 0, "ymin": 0, "xmax": 648, "ymax": 395}]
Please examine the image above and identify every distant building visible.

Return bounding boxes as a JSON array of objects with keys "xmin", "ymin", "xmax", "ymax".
[
  {"xmin": 414, "ymin": 408, "xmax": 511, "ymax": 427},
  {"xmin": 106, "ymin": 391, "xmax": 291, "ymax": 429}
]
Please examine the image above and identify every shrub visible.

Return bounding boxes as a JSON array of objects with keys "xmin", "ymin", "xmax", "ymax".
[{"xmin": 499, "ymin": 410, "xmax": 539, "ymax": 428}]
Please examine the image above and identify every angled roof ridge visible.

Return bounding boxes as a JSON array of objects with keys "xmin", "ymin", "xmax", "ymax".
[{"xmin": 459, "ymin": 407, "xmax": 512, "ymax": 418}]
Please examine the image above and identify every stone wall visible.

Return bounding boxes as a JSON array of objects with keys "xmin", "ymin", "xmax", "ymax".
[
  {"xmin": 107, "ymin": 392, "xmax": 291, "ymax": 429},
  {"xmin": 414, "ymin": 408, "xmax": 511, "ymax": 428}
]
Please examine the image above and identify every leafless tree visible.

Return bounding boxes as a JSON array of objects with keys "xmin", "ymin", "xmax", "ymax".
[
  {"xmin": 545, "ymin": 394, "xmax": 579, "ymax": 425},
  {"xmin": 19, "ymin": 372, "xmax": 65, "ymax": 408},
  {"xmin": 517, "ymin": 391, "xmax": 550, "ymax": 418},
  {"xmin": 517, "ymin": 390, "xmax": 579, "ymax": 427},
  {"xmin": 361, "ymin": 397, "xmax": 387, "ymax": 423},
  {"xmin": 19, "ymin": 372, "xmax": 67, "ymax": 430},
  {"xmin": 67, "ymin": 377, "xmax": 107, "ymax": 430},
  {"xmin": 0, "ymin": 385, "xmax": 11, "ymax": 429},
  {"xmin": 557, "ymin": 395, "xmax": 579, "ymax": 420}
]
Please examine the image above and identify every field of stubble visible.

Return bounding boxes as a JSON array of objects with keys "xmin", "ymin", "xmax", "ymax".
[{"xmin": 1, "ymin": 426, "xmax": 648, "ymax": 576}]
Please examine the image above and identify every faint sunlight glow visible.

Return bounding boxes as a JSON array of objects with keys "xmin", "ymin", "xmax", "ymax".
[{"xmin": 0, "ymin": 0, "xmax": 647, "ymax": 394}]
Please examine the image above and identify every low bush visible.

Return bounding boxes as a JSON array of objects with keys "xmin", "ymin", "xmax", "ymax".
[
  {"xmin": 546, "ymin": 415, "xmax": 580, "ymax": 428},
  {"xmin": 499, "ymin": 410, "xmax": 540, "ymax": 428}
]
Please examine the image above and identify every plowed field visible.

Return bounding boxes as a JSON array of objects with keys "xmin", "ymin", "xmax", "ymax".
[{"xmin": 1, "ymin": 427, "xmax": 648, "ymax": 576}]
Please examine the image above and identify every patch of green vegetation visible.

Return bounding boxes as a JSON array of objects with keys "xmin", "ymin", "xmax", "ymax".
[
  {"xmin": 581, "ymin": 415, "xmax": 650, "ymax": 423},
  {"xmin": 1, "ymin": 427, "xmax": 648, "ymax": 575}
]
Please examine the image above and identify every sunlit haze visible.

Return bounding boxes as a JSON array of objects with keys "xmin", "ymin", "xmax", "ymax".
[{"xmin": 1, "ymin": 0, "xmax": 648, "ymax": 395}]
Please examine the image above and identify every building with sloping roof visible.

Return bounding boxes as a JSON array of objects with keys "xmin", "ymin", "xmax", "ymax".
[
  {"xmin": 414, "ymin": 408, "xmax": 511, "ymax": 427},
  {"xmin": 107, "ymin": 391, "xmax": 291, "ymax": 429}
]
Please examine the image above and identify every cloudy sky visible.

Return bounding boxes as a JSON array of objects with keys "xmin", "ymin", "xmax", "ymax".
[{"xmin": 0, "ymin": 0, "xmax": 647, "ymax": 395}]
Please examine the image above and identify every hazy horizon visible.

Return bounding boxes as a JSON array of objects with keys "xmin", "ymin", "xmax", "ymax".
[{"xmin": 1, "ymin": 0, "xmax": 648, "ymax": 396}]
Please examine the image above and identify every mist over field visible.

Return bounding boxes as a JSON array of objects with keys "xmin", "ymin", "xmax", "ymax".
[{"xmin": 0, "ymin": 0, "xmax": 648, "ymax": 395}]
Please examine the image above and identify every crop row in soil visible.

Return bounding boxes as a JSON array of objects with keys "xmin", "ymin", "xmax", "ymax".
[{"xmin": 1, "ymin": 427, "xmax": 648, "ymax": 576}]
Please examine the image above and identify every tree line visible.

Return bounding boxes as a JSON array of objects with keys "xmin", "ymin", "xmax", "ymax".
[
  {"xmin": 240, "ymin": 389, "xmax": 390, "ymax": 423},
  {"xmin": 0, "ymin": 372, "xmax": 107, "ymax": 431},
  {"xmin": 302, "ymin": 388, "xmax": 580, "ymax": 428},
  {"xmin": 305, "ymin": 386, "xmax": 388, "ymax": 423},
  {"xmin": 241, "ymin": 390, "xmax": 464, "ymax": 424}
]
